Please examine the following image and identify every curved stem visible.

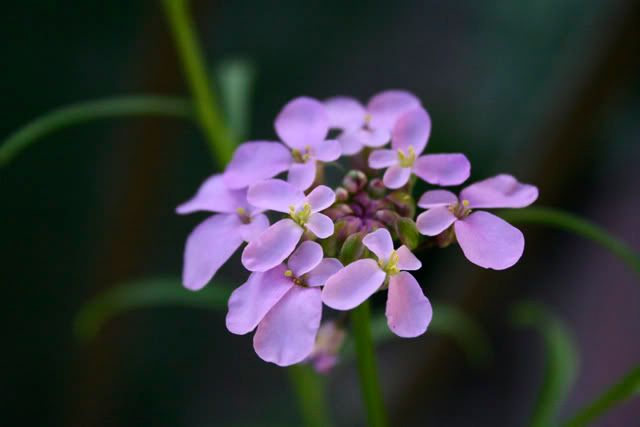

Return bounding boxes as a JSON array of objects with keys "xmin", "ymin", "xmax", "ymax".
[
  {"xmin": 351, "ymin": 300, "xmax": 388, "ymax": 427},
  {"xmin": 162, "ymin": 0, "xmax": 235, "ymax": 167},
  {"xmin": 0, "ymin": 96, "xmax": 192, "ymax": 166},
  {"xmin": 288, "ymin": 365, "xmax": 333, "ymax": 427}
]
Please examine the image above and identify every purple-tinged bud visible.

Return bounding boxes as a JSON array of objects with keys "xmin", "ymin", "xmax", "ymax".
[
  {"xmin": 307, "ymin": 321, "xmax": 346, "ymax": 374},
  {"xmin": 386, "ymin": 191, "xmax": 416, "ymax": 218},
  {"xmin": 343, "ymin": 170, "xmax": 367, "ymax": 194},
  {"xmin": 323, "ymin": 203, "xmax": 354, "ymax": 221},
  {"xmin": 375, "ymin": 209, "xmax": 401, "ymax": 229},
  {"xmin": 368, "ymin": 178, "xmax": 386, "ymax": 199},
  {"xmin": 361, "ymin": 218, "xmax": 385, "ymax": 232},
  {"xmin": 338, "ymin": 216, "xmax": 363, "ymax": 239},
  {"xmin": 335, "ymin": 187, "xmax": 349, "ymax": 202},
  {"xmin": 397, "ymin": 217, "xmax": 421, "ymax": 250}
]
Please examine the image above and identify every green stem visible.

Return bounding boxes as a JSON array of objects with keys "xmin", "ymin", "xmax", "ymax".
[
  {"xmin": 0, "ymin": 96, "xmax": 192, "ymax": 166},
  {"xmin": 561, "ymin": 365, "xmax": 640, "ymax": 427},
  {"xmin": 162, "ymin": 0, "xmax": 234, "ymax": 167},
  {"xmin": 288, "ymin": 364, "xmax": 333, "ymax": 427},
  {"xmin": 351, "ymin": 300, "xmax": 388, "ymax": 427}
]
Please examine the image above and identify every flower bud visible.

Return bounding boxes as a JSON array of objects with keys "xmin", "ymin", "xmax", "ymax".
[
  {"xmin": 368, "ymin": 178, "xmax": 386, "ymax": 199},
  {"xmin": 319, "ymin": 220, "xmax": 344, "ymax": 257},
  {"xmin": 334, "ymin": 187, "xmax": 349, "ymax": 202},
  {"xmin": 375, "ymin": 209, "xmax": 400, "ymax": 229},
  {"xmin": 397, "ymin": 217, "xmax": 421, "ymax": 250},
  {"xmin": 323, "ymin": 203, "xmax": 353, "ymax": 221},
  {"xmin": 386, "ymin": 190, "xmax": 416, "ymax": 218},
  {"xmin": 342, "ymin": 170, "xmax": 367, "ymax": 194},
  {"xmin": 339, "ymin": 232, "xmax": 366, "ymax": 265}
]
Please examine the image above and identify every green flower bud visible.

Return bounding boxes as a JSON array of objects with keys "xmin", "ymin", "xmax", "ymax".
[
  {"xmin": 342, "ymin": 170, "xmax": 367, "ymax": 194},
  {"xmin": 338, "ymin": 232, "xmax": 366, "ymax": 265},
  {"xmin": 397, "ymin": 217, "xmax": 421, "ymax": 250},
  {"xmin": 386, "ymin": 190, "xmax": 416, "ymax": 218}
]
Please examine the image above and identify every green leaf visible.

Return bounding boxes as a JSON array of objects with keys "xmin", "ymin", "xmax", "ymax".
[
  {"xmin": 0, "ymin": 96, "xmax": 193, "ymax": 166},
  {"xmin": 215, "ymin": 58, "xmax": 257, "ymax": 143},
  {"xmin": 500, "ymin": 207, "xmax": 640, "ymax": 278},
  {"xmin": 75, "ymin": 276, "xmax": 230, "ymax": 341},
  {"xmin": 512, "ymin": 301, "xmax": 579, "ymax": 427},
  {"xmin": 561, "ymin": 365, "xmax": 640, "ymax": 427}
]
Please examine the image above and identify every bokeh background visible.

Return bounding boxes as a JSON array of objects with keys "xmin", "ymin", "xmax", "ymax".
[{"xmin": 2, "ymin": 1, "xmax": 639, "ymax": 426}]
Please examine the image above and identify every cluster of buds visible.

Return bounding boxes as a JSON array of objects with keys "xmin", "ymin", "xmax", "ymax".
[{"xmin": 177, "ymin": 90, "xmax": 538, "ymax": 368}]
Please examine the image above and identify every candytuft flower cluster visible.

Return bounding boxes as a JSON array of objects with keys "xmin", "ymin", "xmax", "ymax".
[{"xmin": 177, "ymin": 90, "xmax": 539, "ymax": 368}]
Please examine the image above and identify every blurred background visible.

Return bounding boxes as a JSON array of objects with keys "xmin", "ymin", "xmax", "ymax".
[{"xmin": 2, "ymin": 1, "xmax": 639, "ymax": 426}]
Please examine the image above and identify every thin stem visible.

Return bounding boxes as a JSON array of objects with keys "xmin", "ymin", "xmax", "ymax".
[
  {"xmin": 288, "ymin": 364, "xmax": 333, "ymax": 427},
  {"xmin": 351, "ymin": 300, "xmax": 388, "ymax": 427},
  {"xmin": 162, "ymin": 0, "xmax": 234, "ymax": 167}
]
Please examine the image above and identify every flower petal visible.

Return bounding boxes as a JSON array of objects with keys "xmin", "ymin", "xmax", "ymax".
[
  {"xmin": 363, "ymin": 228, "xmax": 394, "ymax": 261},
  {"xmin": 383, "ymin": 165, "xmax": 411, "ymax": 189},
  {"xmin": 460, "ymin": 174, "xmax": 539, "ymax": 209},
  {"xmin": 305, "ymin": 258, "xmax": 343, "ymax": 287},
  {"xmin": 396, "ymin": 245, "xmax": 422, "ymax": 271},
  {"xmin": 314, "ymin": 139, "xmax": 342, "ymax": 162},
  {"xmin": 182, "ymin": 214, "xmax": 243, "ymax": 291},
  {"xmin": 306, "ymin": 185, "xmax": 335, "ymax": 212},
  {"xmin": 247, "ymin": 179, "xmax": 305, "ymax": 213},
  {"xmin": 324, "ymin": 96, "xmax": 365, "ymax": 130},
  {"xmin": 225, "ymin": 265, "xmax": 293, "ymax": 335},
  {"xmin": 360, "ymin": 128, "xmax": 391, "ymax": 147},
  {"xmin": 391, "ymin": 107, "xmax": 431, "ymax": 155},
  {"xmin": 386, "ymin": 272, "xmax": 432, "ymax": 338},
  {"xmin": 322, "ymin": 259, "xmax": 387, "ymax": 310},
  {"xmin": 288, "ymin": 162, "xmax": 316, "ymax": 191},
  {"xmin": 223, "ymin": 141, "xmax": 292, "ymax": 189},
  {"xmin": 254, "ymin": 286, "xmax": 322, "ymax": 366},
  {"xmin": 337, "ymin": 130, "xmax": 364, "ymax": 156},
  {"xmin": 454, "ymin": 211, "xmax": 524, "ymax": 270},
  {"xmin": 176, "ymin": 174, "xmax": 246, "ymax": 214},
  {"xmin": 238, "ymin": 213, "xmax": 270, "ymax": 242},
  {"xmin": 413, "ymin": 153, "xmax": 470, "ymax": 186},
  {"xmin": 368, "ymin": 149, "xmax": 398, "ymax": 169},
  {"xmin": 367, "ymin": 90, "xmax": 421, "ymax": 131},
  {"xmin": 416, "ymin": 206, "xmax": 458, "ymax": 236},
  {"xmin": 417, "ymin": 190, "xmax": 458, "ymax": 209},
  {"xmin": 242, "ymin": 219, "xmax": 303, "ymax": 272},
  {"xmin": 305, "ymin": 213, "xmax": 334, "ymax": 238},
  {"xmin": 287, "ymin": 241, "xmax": 323, "ymax": 277},
  {"xmin": 275, "ymin": 97, "xmax": 329, "ymax": 149}
]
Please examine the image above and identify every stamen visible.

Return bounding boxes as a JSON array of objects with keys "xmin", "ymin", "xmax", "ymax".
[
  {"xmin": 397, "ymin": 146, "xmax": 416, "ymax": 168},
  {"xmin": 379, "ymin": 250, "xmax": 401, "ymax": 276},
  {"xmin": 289, "ymin": 202, "xmax": 312, "ymax": 226}
]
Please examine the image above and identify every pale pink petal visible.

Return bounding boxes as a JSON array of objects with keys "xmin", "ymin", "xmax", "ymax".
[
  {"xmin": 314, "ymin": 139, "xmax": 342, "ymax": 162},
  {"xmin": 223, "ymin": 142, "xmax": 292, "ymax": 189},
  {"xmin": 360, "ymin": 128, "xmax": 391, "ymax": 147},
  {"xmin": 322, "ymin": 259, "xmax": 387, "ymax": 310},
  {"xmin": 305, "ymin": 213, "xmax": 334, "ymax": 238},
  {"xmin": 242, "ymin": 219, "xmax": 303, "ymax": 272},
  {"xmin": 367, "ymin": 90, "xmax": 421, "ymax": 131},
  {"xmin": 247, "ymin": 179, "xmax": 305, "ymax": 213},
  {"xmin": 238, "ymin": 213, "xmax": 270, "ymax": 242},
  {"xmin": 369, "ymin": 149, "xmax": 398, "ymax": 169},
  {"xmin": 287, "ymin": 241, "xmax": 323, "ymax": 277},
  {"xmin": 460, "ymin": 174, "xmax": 539, "ymax": 209},
  {"xmin": 417, "ymin": 190, "xmax": 458, "ymax": 208},
  {"xmin": 337, "ymin": 130, "xmax": 364, "ymax": 155},
  {"xmin": 305, "ymin": 258, "xmax": 343, "ymax": 287},
  {"xmin": 413, "ymin": 153, "xmax": 471, "ymax": 186},
  {"xmin": 176, "ymin": 174, "xmax": 246, "ymax": 214},
  {"xmin": 386, "ymin": 272, "xmax": 432, "ymax": 338},
  {"xmin": 324, "ymin": 97, "xmax": 365, "ymax": 130},
  {"xmin": 254, "ymin": 286, "xmax": 322, "ymax": 366},
  {"xmin": 416, "ymin": 207, "xmax": 458, "ymax": 236},
  {"xmin": 306, "ymin": 185, "xmax": 335, "ymax": 212},
  {"xmin": 383, "ymin": 165, "xmax": 411, "ymax": 189},
  {"xmin": 182, "ymin": 214, "xmax": 243, "ymax": 291},
  {"xmin": 391, "ymin": 107, "xmax": 431, "ymax": 155},
  {"xmin": 275, "ymin": 97, "xmax": 329, "ymax": 150},
  {"xmin": 396, "ymin": 246, "xmax": 422, "ymax": 271},
  {"xmin": 362, "ymin": 228, "xmax": 394, "ymax": 261},
  {"xmin": 225, "ymin": 264, "xmax": 293, "ymax": 335},
  {"xmin": 288, "ymin": 162, "xmax": 316, "ymax": 191},
  {"xmin": 454, "ymin": 211, "xmax": 525, "ymax": 270}
]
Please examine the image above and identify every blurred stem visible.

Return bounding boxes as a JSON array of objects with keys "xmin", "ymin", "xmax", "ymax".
[
  {"xmin": 288, "ymin": 365, "xmax": 333, "ymax": 427},
  {"xmin": 162, "ymin": 0, "xmax": 234, "ymax": 167},
  {"xmin": 561, "ymin": 365, "xmax": 640, "ymax": 427},
  {"xmin": 351, "ymin": 300, "xmax": 388, "ymax": 427}
]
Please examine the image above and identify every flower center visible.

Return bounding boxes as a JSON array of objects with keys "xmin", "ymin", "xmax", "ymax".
[
  {"xmin": 291, "ymin": 146, "xmax": 313, "ymax": 163},
  {"xmin": 378, "ymin": 250, "xmax": 400, "ymax": 276},
  {"xmin": 284, "ymin": 269, "xmax": 307, "ymax": 287},
  {"xmin": 289, "ymin": 202, "xmax": 312, "ymax": 226},
  {"xmin": 397, "ymin": 146, "xmax": 416, "ymax": 168},
  {"xmin": 236, "ymin": 207, "xmax": 252, "ymax": 224},
  {"xmin": 449, "ymin": 199, "xmax": 471, "ymax": 219}
]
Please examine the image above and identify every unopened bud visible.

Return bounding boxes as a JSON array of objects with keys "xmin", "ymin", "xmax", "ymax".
[
  {"xmin": 386, "ymin": 191, "xmax": 416, "ymax": 218},
  {"xmin": 368, "ymin": 178, "xmax": 386, "ymax": 199},
  {"xmin": 320, "ymin": 220, "xmax": 344, "ymax": 257},
  {"xmin": 323, "ymin": 203, "xmax": 353, "ymax": 221},
  {"xmin": 375, "ymin": 209, "xmax": 400, "ymax": 229},
  {"xmin": 339, "ymin": 232, "xmax": 366, "ymax": 265},
  {"xmin": 397, "ymin": 217, "xmax": 421, "ymax": 250},
  {"xmin": 335, "ymin": 187, "xmax": 349, "ymax": 202},
  {"xmin": 343, "ymin": 170, "xmax": 367, "ymax": 194}
]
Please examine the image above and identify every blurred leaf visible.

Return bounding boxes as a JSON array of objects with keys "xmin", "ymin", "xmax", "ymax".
[
  {"xmin": 342, "ymin": 303, "xmax": 492, "ymax": 368},
  {"xmin": 512, "ymin": 301, "xmax": 579, "ymax": 427},
  {"xmin": 500, "ymin": 207, "xmax": 640, "ymax": 278},
  {"xmin": 0, "ymin": 96, "xmax": 193, "ymax": 166},
  {"xmin": 561, "ymin": 365, "xmax": 640, "ymax": 427},
  {"xmin": 75, "ymin": 276, "xmax": 230, "ymax": 341},
  {"xmin": 288, "ymin": 364, "xmax": 333, "ymax": 427},
  {"xmin": 215, "ymin": 58, "xmax": 257, "ymax": 143}
]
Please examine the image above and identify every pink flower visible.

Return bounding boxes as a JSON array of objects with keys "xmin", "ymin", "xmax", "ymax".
[
  {"xmin": 368, "ymin": 107, "xmax": 471, "ymax": 189},
  {"xmin": 306, "ymin": 321, "xmax": 346, "ymax": 374},
  {"xmin": 324, "ymin": 90, "xmax": 422, "ymax": 155},
  {"xmin": 226, "ymin": 241, "xmax": 343, "ymax": 366},
  {"xmin": 241, "ymin": 180, "xmax": 336, "ymax": 272},
  {"xmin": 176, "ymin": 174, "xmax": 269, "ymax": 290},
  {"xmin": 322, "ymin": 229, "xmax": 433, "ymax": 338},
  {"xmin": 416, "ymin": 174, "xmax": 539, "ymax": 270},
  {"xmin": 223, "ymin": 97, "xmax": 341, "ymax": 191}
]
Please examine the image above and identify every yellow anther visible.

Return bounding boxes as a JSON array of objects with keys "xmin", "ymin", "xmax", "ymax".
[
  {"xmin": 379, "ymin": 250, "xmax": 401, "ymax": 276},
  {"xmin": 289, "ymin": 202, "xmax": 312, "ymax": 226},
  {"xmin": 364, "ymin": 113, "xmax": 372, "ymax": 124},
  {"xmin": 397, "ymin": 146, "xmax": 416, "ymax": 168},
  {"xmin": 236, "ymin": 207, "xmax": 247, "ymax": 216},
  {"xmin": 284, "ymin": 270, "xmax": 294, "ymax": 277},
  {"xmin": 462, "ymin": 199, "xmax": 470, "ymax": 207}
]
